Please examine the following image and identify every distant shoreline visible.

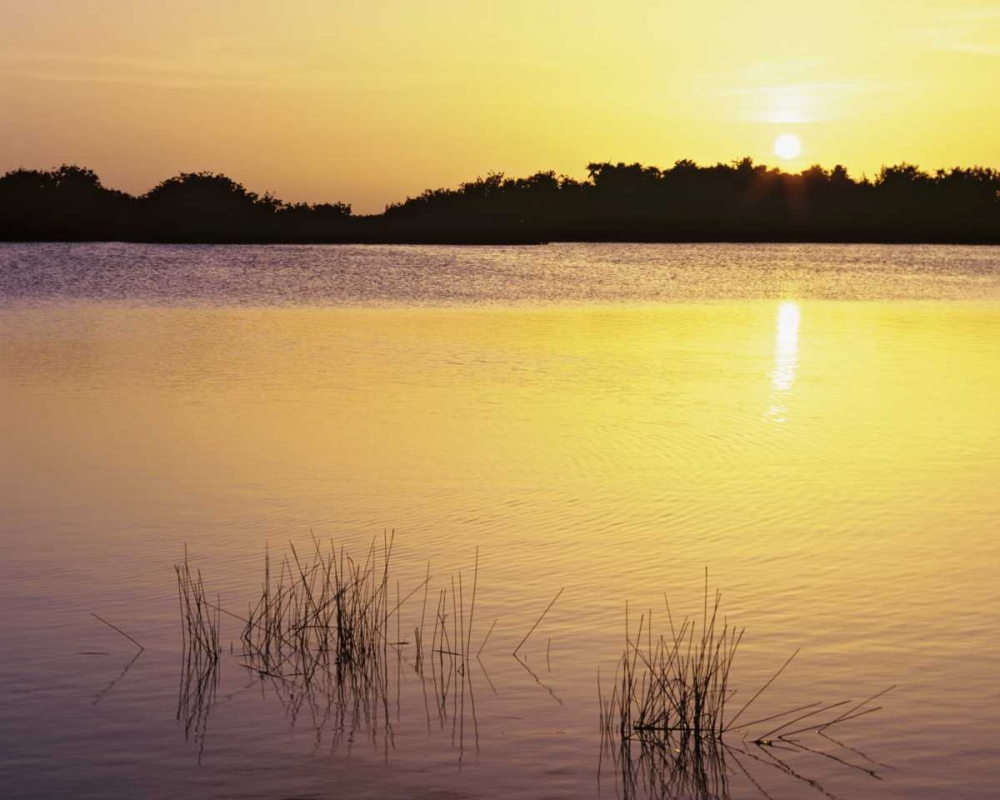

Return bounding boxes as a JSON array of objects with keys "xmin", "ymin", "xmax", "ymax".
[
  {"xmin": 3, "ymin": 160, "xmax": 999, "ymax": 245},
  {"xmin": 3, "ymin": 235, "xmax": 1000, "ymax": 246}
]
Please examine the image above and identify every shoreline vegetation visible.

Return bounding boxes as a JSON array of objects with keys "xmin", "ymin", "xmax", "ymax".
[{"xmin": 2, "ymin": 159, "xmax": 998, "ymax": 245}]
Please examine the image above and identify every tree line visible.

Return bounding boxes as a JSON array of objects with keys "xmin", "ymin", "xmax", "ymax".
[{"xmin": 1, "ymin": 159, "xmax": 998, "ymax": 244}]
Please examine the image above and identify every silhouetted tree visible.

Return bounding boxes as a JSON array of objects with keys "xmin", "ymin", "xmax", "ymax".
[
  {"xmin": 1, "ymin": 159, "xmax": 998, "ymax": 243},
  {"xmin": 0, "ymin": 165, "xmax": 132, "ymax": 240},
  {"xmin": 138, "ymin": 172, "xmax": 276, "ymax": 241}
]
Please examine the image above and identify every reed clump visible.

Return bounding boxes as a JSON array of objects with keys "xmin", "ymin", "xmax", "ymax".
[
  {"xmin": 600, "ymin": 575, "xmax": 892, "ymax": 752},
  {"xmin": 188, "ymin": 534, "xmax": 485, "ymax": 754},
  {"xmin": 175, "ymin": 550, "xmax": 221, "ymax": 665},
  {"xmin": 599, "ymin": 575, "xmax": 894, "ymax": 799},
  {"xmin": 600, "ymin": 582, "xmax": 740, "ymax": 752},
  {"xmin": 240, "ymin": 534, "xmax": 394, "ymax": 681},
  {"xmin": 175, "ymin": 551, "xmax": 221, "ymax": 757}
]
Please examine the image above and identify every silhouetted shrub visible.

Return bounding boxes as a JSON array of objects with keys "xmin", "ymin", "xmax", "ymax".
[{"xmin": 1, "ymin": 159, "xmax": 997, "ymax": 243}]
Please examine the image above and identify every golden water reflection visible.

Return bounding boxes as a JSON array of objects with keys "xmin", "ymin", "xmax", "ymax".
[
  {"xmin": 2, "ymin": 301, "xmax": 1000, "ymax": 799},
  {"xmin": 768, "ymin": 300, "xmax": 801, "ymax": 421}
]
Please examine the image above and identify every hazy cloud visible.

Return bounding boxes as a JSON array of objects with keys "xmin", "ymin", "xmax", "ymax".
[
  {"xmin": 916, "ymin": 6, "xmax": 1000, "ymax": 57},
  {"xmin": 717, "ymin": 62, "xmax": 906, "ymax": 123},
  {"xmin": 0, "ymin": 39, "xmax": 365, "ymax": 90}
]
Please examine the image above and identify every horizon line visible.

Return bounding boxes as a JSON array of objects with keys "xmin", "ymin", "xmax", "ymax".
[{"xmin": 5, "ymin": 156, "xmax": 1000, "ymax": 214}]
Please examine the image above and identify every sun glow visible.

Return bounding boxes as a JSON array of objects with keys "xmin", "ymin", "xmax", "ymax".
[
  {"xmin": 2, "ymin": 2, "xmax": 1000, "ymax": 211},
  {"xmin": 774, "ymin": 134, "xmax": 802, "ymax": 160}
]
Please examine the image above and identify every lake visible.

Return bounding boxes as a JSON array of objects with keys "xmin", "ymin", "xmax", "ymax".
[{"xmin": 1, "ymin": 242, "xmax": 999, "ymax": 799}]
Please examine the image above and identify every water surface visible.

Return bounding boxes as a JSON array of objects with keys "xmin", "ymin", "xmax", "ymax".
[{"xmin": 1, "ymin": 243, "xmax": 999, "ymax": 799}]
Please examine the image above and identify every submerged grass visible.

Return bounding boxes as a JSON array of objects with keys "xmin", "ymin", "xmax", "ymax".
[
  {"xmin": 175, "ymin": 549, "xmax": 220, "ymax": 662},
  {"xmin": 175, "ymin": 550, "xmax": 221, "ymax": 760},
  {"xmin": 240, "ymin": 533, "xmax": 394, "ymax": 680},
  {"xmin": 172, "ymin": 545, "xmax": 891, "ymax": 790},
  {"xmin": 175, "ymin": 536, "xmax": 489, "ymax": 758},
  {"xmin": 599, "ymin": 571, "xmax": 894, "ymax": 798},
  {"xmin": 600, "ymin": 583, "xmax": 740, "ymax": 747}
]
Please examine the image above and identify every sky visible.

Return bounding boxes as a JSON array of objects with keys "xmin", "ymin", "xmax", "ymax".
[{"xmin": 1, "ymin": 0, "xmax": 998, "ymax": 213}]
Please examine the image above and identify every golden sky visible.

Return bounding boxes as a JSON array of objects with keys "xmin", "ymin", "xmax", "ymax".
[{"xmin": 1, "ymin": 0, "xmax": 997, "ymax": 213}]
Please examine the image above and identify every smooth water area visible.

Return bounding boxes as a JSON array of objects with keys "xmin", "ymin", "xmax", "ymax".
[{"xmin": 2, "ymin": 243, "xmax": 999, "ymax": 799}]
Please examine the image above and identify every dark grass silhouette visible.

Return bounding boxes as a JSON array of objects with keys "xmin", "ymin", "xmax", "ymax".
[
  {"xmin": 170, "ymin": 545, "xmax": 890, "ymax": 793},
  {"xmin": 598, "ymin": 575, "xmax": 894, "ymax": 799},
  {"xmin": 174, "ymin": 536, "xmax": 486, "ymax": 762},
  {"xmin": 2, "ymin": 158, "xmax": 998, "ymax": 244}
]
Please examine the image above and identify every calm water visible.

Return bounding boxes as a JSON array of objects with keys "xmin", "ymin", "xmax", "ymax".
[{"xmin": 1, "ymin": 243, "xmax": 999, "ymax": 799}]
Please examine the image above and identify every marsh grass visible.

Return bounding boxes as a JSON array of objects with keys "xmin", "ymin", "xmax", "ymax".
[
  {"xmin": 175, "ymin": 550, "xmax": 221, "ymax": 759},
  {"xmin": 599, "ymin": 583, "xmax": 740, "ymax": 749},
  {"xmin": 240, "ymin": 534, "xmax": 394, "ymax": 680},
  {"xmin": 599, "ymin": 572, "xmax": 894, "ymax": 798},
  {"xmin": 172, "ymin": 547, "xmax": 891, "ymax": 788},
  {"xmin": 176, "ymin": 550, "xmax": 221, "ymax": 662},
  {"xmin": 175, "ymin": 536, "xmax": 487, "ymax": 758}
]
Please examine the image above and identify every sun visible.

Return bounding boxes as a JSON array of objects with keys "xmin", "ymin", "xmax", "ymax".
[{"xmin": 774, "ymin": 133, "xmax": 801, "ymax": 160}]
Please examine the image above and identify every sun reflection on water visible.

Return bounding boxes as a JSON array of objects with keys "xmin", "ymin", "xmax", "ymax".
[{"xmin": 769, "ymin": 301, "xmax": 800, "ymax": 421}]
